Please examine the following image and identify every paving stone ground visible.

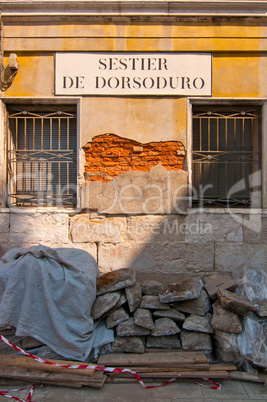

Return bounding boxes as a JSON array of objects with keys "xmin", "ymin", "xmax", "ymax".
[{"xmin": 0, "ymin": 379, "xmax": 267, "ymax": 402}]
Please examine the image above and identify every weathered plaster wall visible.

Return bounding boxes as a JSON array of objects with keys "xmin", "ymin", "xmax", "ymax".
[{"xmin": 83, "ymin": 134, "xmax": 185, "ymax": 182}]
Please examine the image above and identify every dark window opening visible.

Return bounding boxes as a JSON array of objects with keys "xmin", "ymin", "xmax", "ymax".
[
  {"xmin": 7, "ymin": 105, "xmax": 77, "ymax": 208},
  {"xmin": 192, "ymin": 105, "xmax": 261, "ymax": 208}
]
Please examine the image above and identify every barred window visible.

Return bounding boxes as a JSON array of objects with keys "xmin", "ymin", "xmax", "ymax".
[
  {"xmin": 192, "ymin": 106, "xmax": 261, "ymax": 208},
  {"xmin": 7, "ymin": 105, "xmax": 77, "ymax": 208}
]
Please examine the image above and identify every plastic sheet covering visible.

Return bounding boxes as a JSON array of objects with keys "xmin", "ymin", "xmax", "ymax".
[
  {"xmin": 233, "ymin": 265, "xmax": 267, "ymax": 369},
  {"xmin": 237, "ymin": 313, "xmax": 267, "ymax": 368},
  {"xmin": 0, "ymin": 245, "xmax": 100, "ymax": 361}
]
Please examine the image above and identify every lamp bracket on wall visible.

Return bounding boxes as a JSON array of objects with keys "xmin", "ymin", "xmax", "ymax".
[{"xmin": 0, "ymin": 16, "xmax": 19, "ymax": 91}]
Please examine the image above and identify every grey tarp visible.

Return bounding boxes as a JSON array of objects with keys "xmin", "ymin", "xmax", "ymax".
[{"xmin": 0, "ymin": 245, "xmax": 100, "ymax": 361}]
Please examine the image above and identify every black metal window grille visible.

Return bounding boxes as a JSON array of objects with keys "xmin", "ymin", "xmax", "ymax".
[
  {"xmin": 7, "ymin": 105, "xmax": 77, "ymax": 207},
  {"xmin": 192, "ymin": 106, "xmax": 261, "ymax": 207}
]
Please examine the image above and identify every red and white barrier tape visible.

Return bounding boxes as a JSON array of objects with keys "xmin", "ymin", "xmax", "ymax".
[
  {"xmin": 0, "ymin": 333, "xmax": 221, "ymax": 401},
  {"xmin": 194, "ymin": 378, "xmax": 222, "ymax": 390},
  {"xmin": 0, "ymin": 387, "xmax": 34, "ymax": 402},
  {"xmin": 0, "ymin": 333, "xmax": 176, "ymax": 397}
]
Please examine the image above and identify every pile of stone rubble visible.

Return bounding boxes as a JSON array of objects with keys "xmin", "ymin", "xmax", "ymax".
[{"xmin": 92, "ymin": 269, "xmax": 267, "ymax": 365}]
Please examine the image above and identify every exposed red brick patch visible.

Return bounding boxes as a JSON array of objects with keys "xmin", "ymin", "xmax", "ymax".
[{"xmin": 83, "ymin": 134, "xmax": 185, "ymax": 182}]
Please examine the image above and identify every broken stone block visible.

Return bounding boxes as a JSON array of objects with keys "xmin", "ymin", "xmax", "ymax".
[
  {"xmin": 146, "ymin": 335, "xmax": 181, "ymax": 349},
  {"xmin": 116, "ymin": 317, "xmax": 151, "ymax": 337},
  {"xmin": 151, "ymin": 318, "xmax": 180, "ymax": 337},
  {"xmin": 211, "ymin": 301, "xmax": 242, "ymax": 333},
  {"xmin": 96, "ymin": 268, "xmax": 136, "ymax": 296},
  {"xmin": 159, "ymin": 277, "xmax": 203, "ymax": 303},
  {"xmin": 217, "ymin": 288, "xmax": 256, "ymax": 316},
  {"xmin": 125, "ymin": 282, "xmax": 142, "ymax": 313},
  {"xmin": 180, "ymin": 330, "xmax": 212, "ymax": 351},
  {"xmin": 153, "ymin": 309, "xmax": 185, "ymax": 323},
  {"xmin": 112, "ymin": 336, "xmax": 145, "ymax": 353},
  {"xmin": 213, "ymin": 330, "xmax": 240, "ymax": 364},
  {"xmin": 140, "ymin": 295, "xmax": 170, "ymax": 310},
  {"xmin": 114, "ymin": 291, "xmax": 127, "ymax": 308},
  {"xmin": 141, "ymin": 280, "xmax": 164, "ymax": 296},
  {"xmin": 106, "ymin": 306, "xmax": 130, "ymax": 329},
  {"xmin": 103, "ymin": 291, "xmax": 128, "ymax": 319},
  {"xmin": 182, "ymin": 313, "xmax": 213, "ymax": 334},
  {"xmin": 174, "ymin": 290, "xmax": 211, "ymax": 316},
  {"xmin": 91, "ymin": 291, "xmax": 121, "ymax": 320},
  {"xmin": 134, "ymin": 308, "xmax": 154, "ymax": 330},
  {"xmin": 256, "ymin": 301, "xmax": 267, "ymax": 317},
  {"xmin": 203, "ymin": 273, "xmax": 237, "ymax": 300}
]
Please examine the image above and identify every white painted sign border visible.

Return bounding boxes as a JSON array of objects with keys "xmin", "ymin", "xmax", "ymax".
[{"xmin": 55, "ymin": 52, "xmax": 212, "ymax": 96}]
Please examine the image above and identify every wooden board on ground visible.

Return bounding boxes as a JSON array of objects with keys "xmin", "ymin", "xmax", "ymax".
[
  {"xmin": 98, "ymin": 351, "xmax": 209, "ymax": 367},
  {"xmin": 107, "ymin": 370, "xmax": 229, "ymax": 379},
  {"xmin": 229, "ymin": 371, "xmax": 267, "ymax": 384},
  {"xmin": 118, "ymin": 364, "xmax": 236, "ymax": 373},
  {"xmin": 0, "ymin": 354, "xmax": 95, "ymax": 376},
  {"xmin": 0, "ymin": 366, "xmax": 106, "ymax": 388}
]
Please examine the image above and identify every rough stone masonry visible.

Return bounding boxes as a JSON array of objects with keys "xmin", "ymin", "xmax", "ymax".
[{"xmin": 91, "ymin": 269, "xmax": 265, "ymax": 366}]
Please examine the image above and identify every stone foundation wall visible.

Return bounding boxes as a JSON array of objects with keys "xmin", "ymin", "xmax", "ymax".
[{"xmin": 1, "ymin": 210, "xmax": 266, "ymax": 276}]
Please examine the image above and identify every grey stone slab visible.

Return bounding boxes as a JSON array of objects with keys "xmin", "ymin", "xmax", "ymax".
[
  {"xmin": 242, "ymin": 381, "xmax": 267, "ymax": 400},
  {"xmin": 214, "ymin": 329, "xmax": 240, "ymax": 364},
  {"xmin": 159, "ymin": 277, "xmax": 204, "ymax": 303},
  {"xmin": 180, "ymin": 330, "xmax": 212, "ymax": 351},
  {"xmin": 70, "ymin": 215, "xmax": 127, "ymax": 243},
  {"xmin": 203, "ymin": 273, "xmax": 238, "ymax": 300},
  {"xmin": 151, "ymin": 318, "xmax": 180, "ymax": 336},
  {"xmin": 140, "ymin": 295, "xmax": 170, "ymax": 310},
  {"xmin": 174, "ymin": 289, "xmax": 211, "ymax": 316},
  {"xmin": 111, "ymin": 336, "xmax": 145, "ymax": 353},
  {"xmin": 215, "ymin": 243, "xmax": 267, "ymax": 273},
  {"xmin": 99, "ymin": 241, "xmax": 215, "ymax": 273},
  {"xmin": 211, "ymin": 301, "xmax": 242, "ymax": 333},
  {"xmin": 200, "ymin": 379, "xmax": 249, "ymax": 400},
  {"xmin": 96, "ymin": 268, "xmax": 136, "ymax": 296},
  {"xmin": 141, "ymin": 280, "xmax": 165, "ymax": 295},
  {"xmin": 256, "ymin": 301, "xmax": 267, "ymax": 317},
  {"xmin": 185, "ymin": 213, "xmax": 243, "ymax": 243},
  {"xmin": 10, "ymin": 212, "xmax": 69, "ymax": 243},
  {"xmin": 182, "ymin": 313, "xmax": 213, "ymax": 333},
  {"xmin": 243, "ymin": 215, "xmax": 267, "ymax": 244},
  {"xmin": 125, "ymin": 281, "xmax": 142, "ymax": 312},
  {"xmin": 217, "ymin": 288, "xmax": 256, "ymax": 315},
  {"xmin": 116, "ymin": 317, "xmax": 151, "ymax": 337},
  {"xmin": 133, "ymin": 308, "xmax": 154, "ymax": 330},
  {"xmin": 0, "ymin": 213, "xmax": 9, "ymax": 242},
  {"xmin": 106, "ymin": 306, "xmax": 130, "ymax": 329},
  {"xmin": 153, "ymin": 308, "xmax": 185, "ymax": 323},
  {"xmin": 91, "ymin": 291, "xmax": 121, "ymax": 320},
  {"xmin": 126, "ymin": 215, "xmax": 186, "ymax": 242},
  {"xmin": 113, "ymin": 291, "xmax": 127, "ymax": 308},
  {"xmin": 146, "ymin": 334, "xmax": 181, "ymax": 349}
]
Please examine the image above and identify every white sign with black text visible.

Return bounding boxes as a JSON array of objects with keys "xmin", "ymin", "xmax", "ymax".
[{"xmin": 55, "ymin": 52, "xmax": 212, "ymax": 96}]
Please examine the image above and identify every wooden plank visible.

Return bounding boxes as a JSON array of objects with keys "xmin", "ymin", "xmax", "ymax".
[
  {"xmin": 0, "ymin": 366, "xmax": 105, "ymax": 388},
  {"xmin": 0, "ymin": 354, "xmax": 95, "ymax": 377},
  {"xmin": 118, "ymin": 364, "xmax": 236, "ymax": 373},
  {"xmin": 107, "ymin": 370, "xmax": 229, "ymax": 379},
  {"xmin": 229, "ymin": 371, "xmax": 267, "ymax": 384},
  {"xmin": 98, "ymin": 351, "xmax": 209, "ymax": 367}
]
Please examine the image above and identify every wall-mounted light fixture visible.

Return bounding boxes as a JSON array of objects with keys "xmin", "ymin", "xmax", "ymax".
[{"xmin": 0, "ymin": 17, "xmax": 19, "ymax": 91}]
